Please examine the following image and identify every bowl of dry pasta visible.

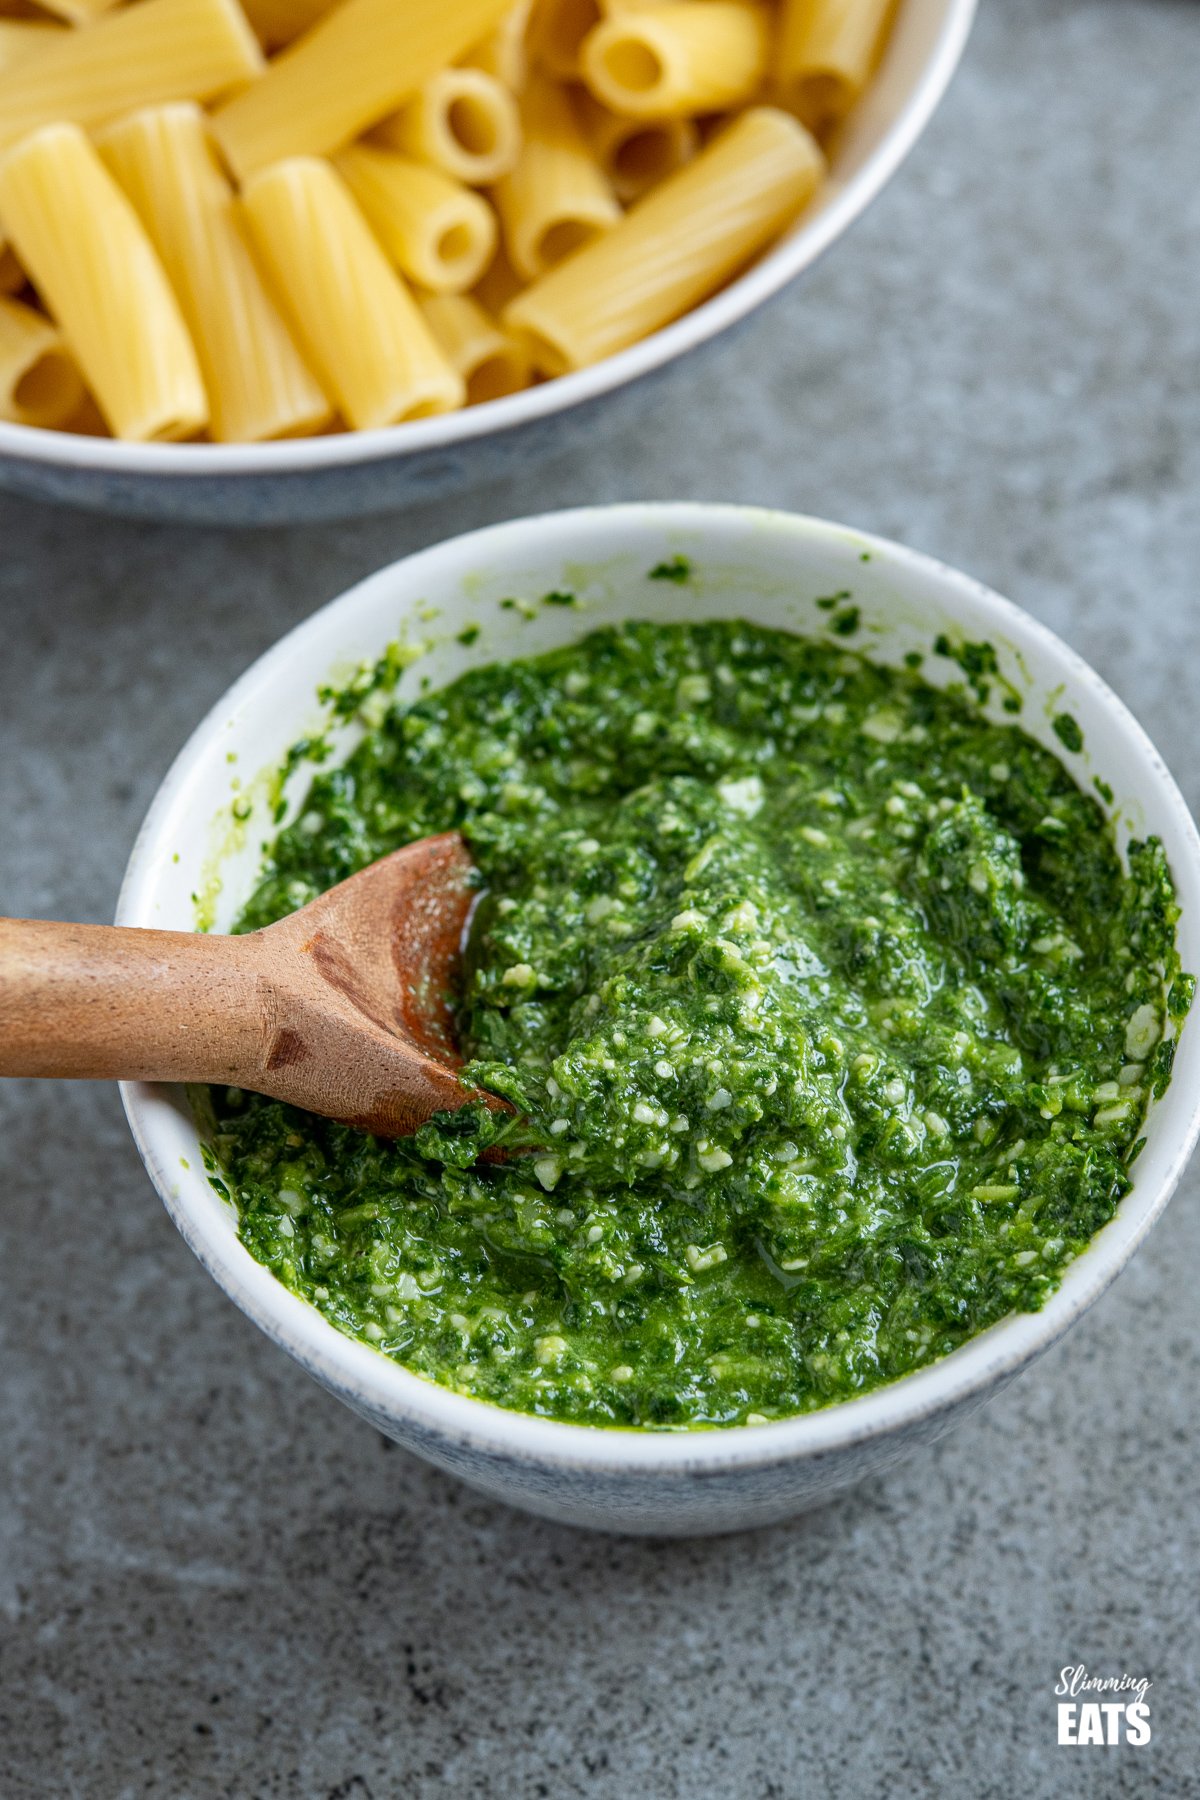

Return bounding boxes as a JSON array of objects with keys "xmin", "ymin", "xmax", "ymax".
[{"xmin": 0, "ymin": 0, "xmax": 974, "ymax": 523}]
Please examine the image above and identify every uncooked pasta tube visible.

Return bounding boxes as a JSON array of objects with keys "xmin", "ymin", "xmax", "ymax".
[
  {"xmin": 335, "ymin": 143, "xmax": 497, "ymax": 294},
  {"xmin": 0, "ymin": 294, "xmax": 84, "ymax": 427},
  {"xmin": 241, "ymin": 156, "xmax": 465, "ymax": 427},
  {"xmin": 374, "ymin": 68, "xmax": 521, "ymax": 186},
  {"xmin": 505, "ymin": 106, "xmax": 823, "ymax": 373},
  {"xmin": 776, "ymin": 0, "xmax": 895, "ymax": 133},
  {"xmin": 0, "ymin": 123, "xmax": 208, "ymax": 440},
  {"xmin": 213, "ymin": 0, "xmax": 511, "ymax": 179},
  {"xmin": 418, "ymin": 292, "xmax": 533, "ymax": 403},
  {"xmin": 0, "ymin": 0, "xmax": 263, "ymax": 153},
  {"xmin": 493, "ymin": 72, "xmax": 620, "ymax": 282},
  {"xmin": 574, "ymin": 88, "xmax": 697, "ymax": 202},
  {"xmin": 582, "ymin": 3, "xmax": 769, "ymax": 120},
  {"xmin": 99, "ymin": 104, "xmax": 331, "ymax": 443}
]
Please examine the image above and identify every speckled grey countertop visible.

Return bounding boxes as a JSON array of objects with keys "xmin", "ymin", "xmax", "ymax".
[{"xmin": 2, "ymin": 1, "xmax": 1199, "ymax": 1794}]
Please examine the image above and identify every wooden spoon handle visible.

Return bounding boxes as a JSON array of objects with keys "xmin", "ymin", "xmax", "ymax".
[{"xmin": 0, "ymin": 917, "xmax": 269, "ymax": 1086}]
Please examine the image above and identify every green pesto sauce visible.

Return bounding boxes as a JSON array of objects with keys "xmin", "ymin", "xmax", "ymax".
[{"xmin": 208, "ymin": 619, "xmax": 1191, "ymax": 1430}]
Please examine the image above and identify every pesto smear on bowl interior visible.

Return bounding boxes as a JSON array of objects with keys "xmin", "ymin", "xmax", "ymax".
[{"xmin": 206, "ymin": 616, "xmax": 1192, "ymax": 1429}]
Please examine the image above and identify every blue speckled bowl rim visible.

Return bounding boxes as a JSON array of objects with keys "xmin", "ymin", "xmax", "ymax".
[
  {"xmin": 118, "ymin": 504, "xmax": 1200, "ymax": 1481},
  {"xmin": 0, "ymin": 0, "xmax": 975, "ymax": 487}
]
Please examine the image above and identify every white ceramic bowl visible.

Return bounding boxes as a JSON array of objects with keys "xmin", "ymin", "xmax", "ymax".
[
  {"xmin": 0, "ymin": 0, "xmax": 974, "ymax": 526},
  {"xmin": 119, "ymin": 505, "xmax": 1200, "ymax": 1534}
]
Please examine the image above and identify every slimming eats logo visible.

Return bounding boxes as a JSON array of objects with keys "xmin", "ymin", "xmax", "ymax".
[{"xmin": 1056, "ymin": 1665, "xmax": 1152, "ymax": 1746}]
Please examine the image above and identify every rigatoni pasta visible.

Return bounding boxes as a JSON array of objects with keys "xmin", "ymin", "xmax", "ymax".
[
  {"xmin": 0, "ymin": 123, "xmax": 208, "ymax": 440},
  {"xmin": 574, "ymin": 88, "xmax": 697, "ymax": 201},
  {"xmin": 212, "ymin": 0, "xmax": 512, "ymax": 179},
  {"xmin": 504, "ymin": 106, "xmax": 824, "ymax": 373},
  {"xmin": 335, "ymin": 144, "xmax": 497, "ymax": 293},
  {"xmin": 775, "ymin": 0, "xmax": 896, "ymax": 133},
  {"xmin": 0, "ymin": 0, "xmax": 899, "ymax": 441},
  {"xmin": 418, "ymin": 292, "xmax": 532, "ymax": 403},
  {"xmin": 374, "ymin": 68, "xmax": 521, "ymax": 186},
  {"xmin": 0, "ymin": 0, "xmax": 263, "ymax": 154},
  {"xmin": 241, "ymin": 156, "xmax": 465, "ymax": 428},
  {"xmin": 98, "ymin": 104, "xmax": 331, "ymax": 442},
  {"xmin": 0, "ymin": 293, "xmax": 83, "ymax": 425},
  {"xmin": 581, "ymin": 3, "xmax": 770, "ymax": 120},
  {"xmin": 493, "ymin": 72, "xmax": 620, "ymax": 282}
]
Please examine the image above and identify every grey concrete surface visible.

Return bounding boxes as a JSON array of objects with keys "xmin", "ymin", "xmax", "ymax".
[{"xmin": 2, "ymin": 0, "xmax": 1199, "ymax": 1793}]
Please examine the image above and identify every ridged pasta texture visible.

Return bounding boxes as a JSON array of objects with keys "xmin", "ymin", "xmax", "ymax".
[
  {"xmin": 0, "ymin": 122, "xmax": 208, "ymax": 440},
  {"xmin": 241, "ymin": 156, "xmax": 465, "ymax": 428},
  {"xmin": 335, "ymin": 143, "xmax": 497, "ymax": 294},
  {"xmin": 493, "ymin": 72, "xmax": 619, "ymax": 282},
  {"xmin": 0, "ymin": 0, "xmax": 896, "ymax": 442},
  {"xmin": 0, "ymin": 0, "xmax": 263, "ymax": 153},
  {"xmin": 213, "ymin": 0, "xmax": 512, "ymax": 178},
  {"xmin": 505, "ymin": 107, "xmax": 825, "ymax": 372},
  {"xmin": 99, "ymin": 103, "xmax": 331, "ymax": 442}
]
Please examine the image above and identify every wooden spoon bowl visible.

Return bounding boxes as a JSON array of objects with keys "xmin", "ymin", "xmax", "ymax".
[{"xmin": 0, "ymin": 831, "xmax": 494, "ymax": 1138}]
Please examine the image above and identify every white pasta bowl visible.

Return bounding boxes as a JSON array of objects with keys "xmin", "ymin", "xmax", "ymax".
[
  {"xmin": 0, "ymin": 0, "xmax": 975, "ymax": 525},
  {"xmin": 118, "ymin": 503, "xmax": 1200, "ymax": 1535}
]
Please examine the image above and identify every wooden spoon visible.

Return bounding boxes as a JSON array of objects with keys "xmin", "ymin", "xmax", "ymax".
[{"xmin": 0, "ymin": 830, "xmax": 494, "ymax": 1137}]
